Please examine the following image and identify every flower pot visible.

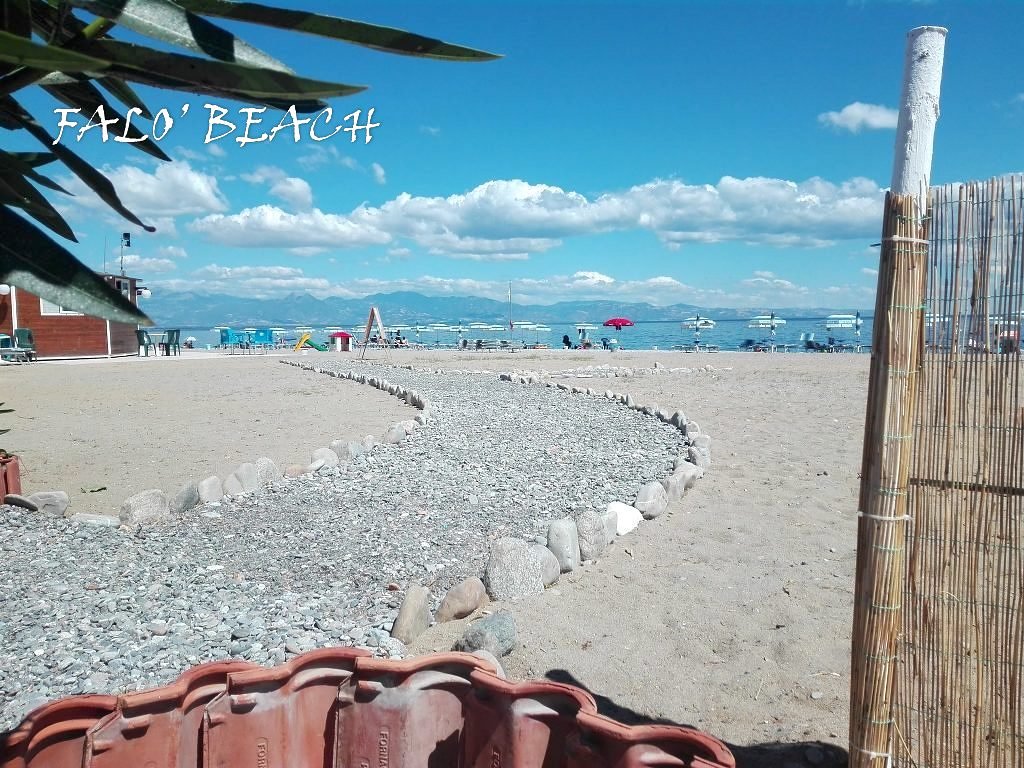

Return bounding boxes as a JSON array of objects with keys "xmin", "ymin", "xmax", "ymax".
[{"xmin": 0, "ymin": 454, "xmax": 22, "ymax": 496}]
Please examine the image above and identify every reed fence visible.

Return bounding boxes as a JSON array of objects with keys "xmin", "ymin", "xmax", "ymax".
[{"xmin": 851, "ymin": 176, "xmax": 1024, "ymax": 767}]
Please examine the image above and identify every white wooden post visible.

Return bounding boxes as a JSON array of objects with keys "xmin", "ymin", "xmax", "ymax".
[{"xmin": 890, "ymin": 26, "xmax": 948, "ymax": 199}]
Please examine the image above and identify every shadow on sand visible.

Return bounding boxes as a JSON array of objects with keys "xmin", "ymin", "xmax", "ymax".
[{"xmin": 545, "ymin": 669, "xmax": 849, "ymax": 768}]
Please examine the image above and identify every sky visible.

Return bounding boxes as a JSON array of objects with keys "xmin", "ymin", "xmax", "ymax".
[{"xmin": 16, "ymin": 0, "xmax": 1024, "ymax": 309}]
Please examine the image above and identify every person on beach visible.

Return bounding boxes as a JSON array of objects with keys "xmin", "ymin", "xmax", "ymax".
[{"xmin": 563, "ymin": 334, "xmax": 572, "ymax": 349}]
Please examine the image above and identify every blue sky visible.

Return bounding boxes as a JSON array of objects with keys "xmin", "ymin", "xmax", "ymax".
[{"xmin": 20, "ymin": 0, "xmax": 1024, "ymax": 308}]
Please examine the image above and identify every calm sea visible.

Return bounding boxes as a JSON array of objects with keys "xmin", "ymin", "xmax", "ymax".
[{"xmin": 171, "ymin": 317, "xmax": 874, "ymax": 352}]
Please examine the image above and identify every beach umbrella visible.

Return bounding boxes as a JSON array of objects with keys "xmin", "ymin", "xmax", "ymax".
[
  {"xmin": 603, "ymin": 317, "xmax": 634, "ymax": 332},
  {"xmin": 533, "ymin": 324, "xmax": 551, "ymax": 344},
  {"xmin": 576, "ymin": 322, "xmax": 599, "ymax": 343}
]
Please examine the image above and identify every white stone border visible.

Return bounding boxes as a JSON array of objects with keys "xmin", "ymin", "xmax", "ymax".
[
  {"xmin": 299, "ymin": 358, "xmax": 712, "ymax": 638},
  {"xmin": 3, "ymin": 359, "xmax": 434, "ymax": 529},
  {"xmin": 480, "ymin": 368, "xmax": 711, "ymax": 598}
]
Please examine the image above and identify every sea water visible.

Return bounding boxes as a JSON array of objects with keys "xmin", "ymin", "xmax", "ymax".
[{"xmin": 171, "ymin": 317, "xmax": 874, "ymax": 352}]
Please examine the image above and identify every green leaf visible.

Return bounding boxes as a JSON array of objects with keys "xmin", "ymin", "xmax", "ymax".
[
  {"xmin": 1, "ymin": 0, "xmax": 32, "ymax": 39},
  {"xmin": 0, "ymin": 29, "xmax": 112, "ymax": 72},
  {"xmin": 42, "ymin": 79, "xmax": 171, "ymax": 162},
  {"xmin": 0, "ymin": 96, "xmax": 155, "ymax": 232},
  {"xmin": 179, "ymin": 0, "xmax": 501, "ymax": 61},
  {"xmin": 11, "ymin": 152, "xmax": 59, "ymax": 169},
  {"xmin": 74, "ymin": 38, "xmax": 364, "ymax": 107},
  {"xmin": 0, "ymin": 205, "xmax": 152, "ymax": 326},
  {"xmin": 0, "ymin": 167, "xmax": 77, "ymax": 240},
  {"xmin": 3, "ymin": 151, "xmax": 69, "ymax": 193},
  {"xmin": 71, "ymin": 0, "xmax": 293, "ymax": 72},
  {"xmin": 96, "ymin": 76, "xmax": 154, "ymax": 120}
]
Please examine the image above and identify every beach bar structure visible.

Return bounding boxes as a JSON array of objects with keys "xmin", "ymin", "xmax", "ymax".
[{"xmin": 0, "ymin": 274, "xmax": 147, "ymax": 360}]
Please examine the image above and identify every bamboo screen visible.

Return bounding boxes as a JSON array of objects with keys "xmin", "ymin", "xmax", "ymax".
[{"xmin": 885, "ymin": 176, "xmax": 1024, "ymax": 766}]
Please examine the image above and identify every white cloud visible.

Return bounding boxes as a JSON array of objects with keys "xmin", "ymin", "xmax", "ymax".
[
  {"xmin": 818, "ymin": 102, "xmax": 898, "ymax": 132},
  {"xmin": 119, "ymin": 254, "xmax": 177, "ymax": 273},
  {"xmin": 239, "ymin": 165, "xmax": 313, "ymax": 210},
  {"xmin": 157, "ymin": 245, "xmax": 188, "ymax": 259},
  {"xmin": 371, "ymin": 162, "xmax": 387, "ymax": 185},
  {"xmin": 189, "ymin": 204, "xmax": 391, "ymax": 248},
  {"xmin": 186, "ymin": 175, "xmax": 884, "ymax": 254},
  {"xmin": 154, "ymin": 261, "xmax": 878, "ymax": 307},
  {"xmin": 741, "ymin": 273, "xmax": 809, "ymax": 293},
  {"xmin": 60, "ymin": 161, "xmax": 228, "ymax": 216},
  {"xmin": 862, "ymin": 267, "xmax": 879, "ymax": 276},
  {"xmin": 296, "ymin": 145, "xmax": 358, "ymax": 170},
  {"xmin": 207, "ymin": 143, "xmax": 226, "ymax": 158},
  {"xmin": 572, "ymin": 271, "xmax": 615, "ymax": 285},
  {"xmin": 420, "ymin": 125, "xmax": 441, "ymax": 136},
  {"xmin": 158, "ymin": 264, "xmax": 330, "ymax": 298}
]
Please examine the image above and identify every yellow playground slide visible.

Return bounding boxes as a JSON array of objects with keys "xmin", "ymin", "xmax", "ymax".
[{"xmin": 293, "ymin": 332, "xmax": 328, "ymax": 352}]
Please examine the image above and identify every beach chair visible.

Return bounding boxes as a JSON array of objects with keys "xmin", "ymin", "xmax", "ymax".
[
  {"xmin": 251, "ymin": 328, "xmax": 273, "ymax": 352},
  {"xmin": 1, "ymin": 329, "xmax": 33, "ymax": 362},
  {"xmin": 135, "ymin": 329, "xmax": 158, "ymax": 357},
  {"xmin": 159, "ymin": 329, "xmax": 181, "ymax": 356},
  {"xmin": 12, "ymin": 328, "xmax": 35, "ymax": 361},
  {"xmin": 219, "ymin": 328, "xmax": 242, "ymax": 352}
]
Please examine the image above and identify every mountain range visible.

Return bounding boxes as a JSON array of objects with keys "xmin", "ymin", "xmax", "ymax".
[{"xmin": 142, "ymin": 290, "xmax": 870, "ymax": 328}]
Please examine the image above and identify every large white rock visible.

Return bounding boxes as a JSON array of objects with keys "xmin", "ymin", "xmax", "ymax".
[
  {"xmin": 529, "ymin": 544, "xmax": 560, "ymax": 587},
  {"xmin": 608, "ymin": 501, "xmax": 643, "ymax": 536},
  {"xmin": 311, "ymin": 447, "xmax": 339, "ymax": 469},
  {"xmin": 234, "ymin": 462, "xmax": 259, "ymax": 491},
  {"xmin": 390, "ymin": 584, "xmax": 431, "ymax": 644},
  {"xmin": 673, "ymin": 461, "xmax": 703, "ymax": 490},
  {"xmin": 27, "ymin": 490, "xmax": 70, "ymax": 517},
  {"xmin": 119, "ymin": 489, "xmax": 169, "ymax": 526},
  {"xmin": 546, "ymin": 518, "xmax": 580, "ymax": 573},
  {"xmin": 573, "ymin": 508, "xmax": 607, "ymax": 561},
  {"xmin": 197, "ymin": 475, "xmax": 223, "ymax": 502},
  {"xmin": 170, "ymin": 480, "xmax": 200, "ymax": 515},
  {"xmin": 255, "ymin": 457, "xmax": 282, "ymax": 485},
  {"xmin": 634, "ymin": 481, "xmax": 669, "ymax": 519},
  {"xmin": 483, "ymin": 537, "xmax": 544, "ymax": 600}
]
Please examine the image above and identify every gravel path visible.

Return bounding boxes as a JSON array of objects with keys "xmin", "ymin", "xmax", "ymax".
[{"xmin": 0, "ymin": 361, "xmax": 683, "ymax": 730}]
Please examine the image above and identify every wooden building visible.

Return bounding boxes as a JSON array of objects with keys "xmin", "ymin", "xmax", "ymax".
[{"xmin": 0, "ymin": 274, "xmax": 147, "ymax": 360}]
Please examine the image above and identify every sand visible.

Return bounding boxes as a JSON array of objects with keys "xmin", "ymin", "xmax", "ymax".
[
  {"xmin": 1, "ymin": 348, "xmax": 867, "ymax": 766},
  {"xmin": 2, "ymin": 351, "xmax": 413, "ymax": 517}
]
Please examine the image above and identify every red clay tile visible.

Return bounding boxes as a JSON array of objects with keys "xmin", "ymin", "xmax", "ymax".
[{"xmin": 85, "ymin": 660, "xmax": 255, "ymax": 768}]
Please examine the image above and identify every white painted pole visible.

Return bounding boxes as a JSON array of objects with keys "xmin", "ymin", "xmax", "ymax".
[{"xmin": 890, "ymin": 26, "xmax": 948, "ymax": 199}]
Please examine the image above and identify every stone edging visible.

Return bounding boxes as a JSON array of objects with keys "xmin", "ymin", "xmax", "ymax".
[
  {"xmin": 478, "ymin": 369, "xmax": 712, "ymax": 601},
  {"xmin": 307, "ymin": 359, "xmax": 713, "ymax": 657},
  {"xmin": 1, "ymin": 359, "xmax": 432, "ymax": 530}
]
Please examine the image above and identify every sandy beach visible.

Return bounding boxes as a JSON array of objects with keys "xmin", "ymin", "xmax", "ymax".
[{"xmin": 1, "ymin": 348, "xmax": 868, "ymax": 765}]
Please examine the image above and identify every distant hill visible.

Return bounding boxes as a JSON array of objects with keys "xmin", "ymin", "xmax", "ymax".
[{"xmin": 142, "ymin": 290, "xmax": 870, "ymax": 328}]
